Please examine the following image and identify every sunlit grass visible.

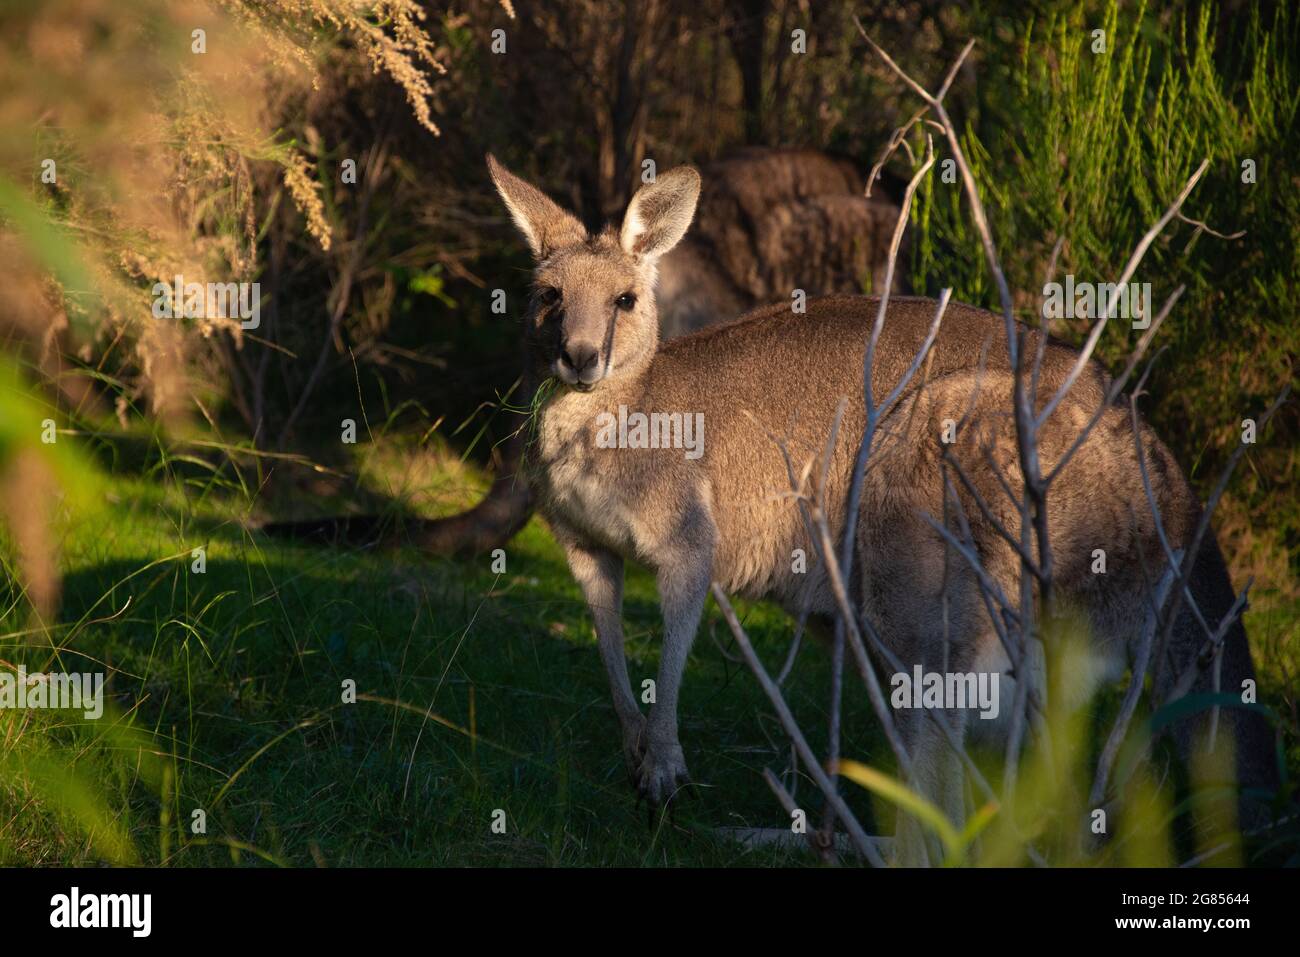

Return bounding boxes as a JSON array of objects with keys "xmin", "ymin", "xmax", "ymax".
[
  {"xmin": 1, "ymin": 430, "xmax": 863, "ymax": 866},
  {"xmin": 2, "ymin": 424, "xmax": 1296, "ymax": 866}
]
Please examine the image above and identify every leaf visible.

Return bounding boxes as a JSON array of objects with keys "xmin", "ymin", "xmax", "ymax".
[
  {"xmin": 960, "ymin": 799, "xmax": 1000, "ymax": 848},
  {"xmin": 1148, "ymin": 692, "xmax": 1275, "ymax": 735},
  {"xmin": 834, "ymin": 758, "xmax": 964, "ymax": 864}
]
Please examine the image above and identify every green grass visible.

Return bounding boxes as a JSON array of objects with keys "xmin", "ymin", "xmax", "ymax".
[
  {"xmin": 0, "ymin": 440, "xmax": 898, "ymax": 866},
  {"xmin": 2, "ymin": 431, "xmax": 1296, "ymax": 866}
]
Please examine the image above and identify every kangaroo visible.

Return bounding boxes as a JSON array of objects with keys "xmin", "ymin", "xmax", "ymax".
[
  {"xmin": 487, "ymin": 154, "xmax": 1277, "ymax": 863},
  {"xmin": 657, "ymin": 146, "xmax": 906, "ymax": 338},
  {"xmin": 260, "ymin": 147, "xmax": 907, "ymax": 555}
]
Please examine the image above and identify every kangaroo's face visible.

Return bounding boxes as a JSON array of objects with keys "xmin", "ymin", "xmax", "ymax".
[
  {"xmin": 487, "ymin": 155, "xmax": 700, "ymax": 391},
  {"xmin": 528, "ymin": 239, "xmax": 654, "ymax": 390}
]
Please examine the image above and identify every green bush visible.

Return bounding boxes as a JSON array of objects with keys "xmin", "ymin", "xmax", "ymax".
[{"xmin": 910, "ymin": 0, "xmax": 1299, "ymax": 599}]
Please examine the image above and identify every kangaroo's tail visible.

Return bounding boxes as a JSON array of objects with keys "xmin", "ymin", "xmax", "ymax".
[{"xmin": 258, "ymin": 431, "xmax": 535, "ymax": 558}]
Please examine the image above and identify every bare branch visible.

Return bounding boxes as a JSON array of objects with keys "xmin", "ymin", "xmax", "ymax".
[
  {"xmin": 711, "ymin": 584, "xmax": 885, "ymax": 866},
  {"xmin": 1046, "ymin": 287, "xmax": 1181, "ymax": 484},
  {"xmin": 1037, "ymin": 161, "xmax": 1209, "ymax": 428},
  {"xmin": 1176, "ymin": 210, "xmax": 1246, "ymax": 242},
  {"xmin": 762, "ymin": 767, "xmax": 826, "ymax": 857},
  {"xmin": 1089, "ymin": 555, "xmax": 1180, "ymax": 809},
  {"xmin": 1151, "ymin": 383, "xmax": 1291, "ymax": 689}
]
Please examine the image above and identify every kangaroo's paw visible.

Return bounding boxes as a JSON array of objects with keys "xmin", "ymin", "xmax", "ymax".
[{"xmin": 634, "ymin": 739, "xmax": 691, "ymax": 807}]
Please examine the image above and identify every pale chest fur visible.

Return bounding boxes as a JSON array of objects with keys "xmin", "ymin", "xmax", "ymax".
[{"xmin": 531, "ymin": 391, "xmax": 643, "ymax": 554}]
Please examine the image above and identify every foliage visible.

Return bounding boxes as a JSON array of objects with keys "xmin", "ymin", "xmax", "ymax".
[
  {"xmin": 910, "ymin": 0, "xmax": 1299, "ymax": 603},
  {"xmin": 0, "ymin": 0, "xmax": 1295, "ymax": 866}
]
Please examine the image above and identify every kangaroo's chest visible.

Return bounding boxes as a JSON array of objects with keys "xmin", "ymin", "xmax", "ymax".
[
  {"xmin": 532, "ymin": 404, "xmax": 642, "ymax": 554},
  {"xmin": 542, "ymin": 453, "xmax": 638, "ymax": 547}
]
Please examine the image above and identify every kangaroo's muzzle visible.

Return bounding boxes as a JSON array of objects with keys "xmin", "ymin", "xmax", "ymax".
[{"xmin": 558, "ymin": 340, "xmax": 603, "ymax": 388}]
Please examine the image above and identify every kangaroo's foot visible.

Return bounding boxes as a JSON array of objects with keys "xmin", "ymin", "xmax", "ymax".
[{"xmin": 634, "ymin": 735, "xmax": 691, "ymax": 807}]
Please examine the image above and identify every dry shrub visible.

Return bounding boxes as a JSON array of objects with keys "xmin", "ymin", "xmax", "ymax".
[{"xmin": 0, "ymin": 0, "xmax": 455, "ymax": 615}]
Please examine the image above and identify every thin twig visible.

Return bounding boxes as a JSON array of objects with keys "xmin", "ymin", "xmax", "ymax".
[{"xmin": 711, "ymin": 585, "xmax": 885, "ymax": 866}]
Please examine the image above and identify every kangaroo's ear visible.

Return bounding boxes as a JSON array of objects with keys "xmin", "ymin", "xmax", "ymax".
[
  {"xmin": 487, "ymin": 154, "xmax": 586, "ymax": 259},
  {"xmin": 620, "ymin": 166, "xmax": 701, "ymax": 260}
]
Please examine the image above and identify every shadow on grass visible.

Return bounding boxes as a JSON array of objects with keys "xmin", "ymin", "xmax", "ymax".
[{"xmin": 10, "ymin": 525, "xmax": 886, "ymax": 865}]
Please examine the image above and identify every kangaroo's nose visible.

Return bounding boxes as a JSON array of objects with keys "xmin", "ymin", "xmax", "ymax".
[{"xmin": 561, "ymin": 343, "xmax": 599, "ymax": 377}]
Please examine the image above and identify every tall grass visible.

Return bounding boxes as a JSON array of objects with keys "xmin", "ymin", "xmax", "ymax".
[
  {"xmin": 0, "ymin": 0, "xmax": 454, "ymax": 863},
  {"xmin": 910, "ymin": 0, "xmax": 1299, "ymax": 606}
]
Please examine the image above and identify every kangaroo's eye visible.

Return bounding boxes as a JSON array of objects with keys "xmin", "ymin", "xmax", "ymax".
[
  {"xmin": 534, "ymin": 287, "xmax": 562, "ymax": 317},
  {"xmin": 615, "ymin": 292, "xmax": 637, "ymax": 311}
]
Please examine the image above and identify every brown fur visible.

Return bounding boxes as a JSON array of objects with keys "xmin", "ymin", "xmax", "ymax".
[
  {"xmin": 262, "ymin": 148, "xmax": 910, "ymax": 556},
  {"xmin": 264, "ymin": 152, "xmax": 1278, "ymax": 861},
  {"xmin": 490, "ymin": 154, "xmax": 1277, "ymax": 863},
  {"xmin": 658, "ymin": 147, "xmax": 905, "ymax": 338}
]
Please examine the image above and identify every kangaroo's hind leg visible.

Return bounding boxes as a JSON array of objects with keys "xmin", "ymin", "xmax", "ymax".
[
  {"xmin": 859, "ymin": 557, "xmax": 978, "ymax": 866},
  {"xmin": 895, "ymin": 703, "xmax": 968, "ymax": 866}
]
